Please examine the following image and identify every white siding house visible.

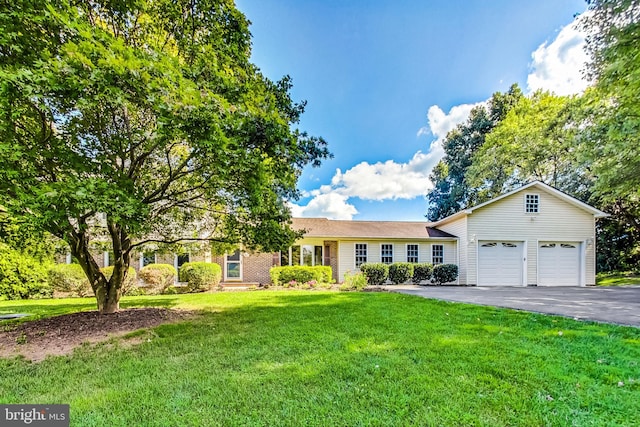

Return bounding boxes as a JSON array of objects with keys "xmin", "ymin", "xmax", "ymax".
[
  {"xmin": 434, "ymin": 181, "xmax": 608, "ymax": 286},
  {"xmin": 154, "ymin": 181, "xmax": 605, "ymax": 286}
]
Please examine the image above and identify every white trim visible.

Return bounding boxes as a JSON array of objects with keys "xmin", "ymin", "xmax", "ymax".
[
  {"xmin": 405, "ymin": 243, "xmax": 419, "ymax": 263},
  {"xmin": 431, "ymin": 243, "xmax": 444, "ymax": 265},
  {"xmin": 524, "ymin": 193, "xmax": 540, "ymax": 214},
  {"xmin": 354, "ymin": 243, "xmax": 368, "ymax": 269},
  {"xmin": 103, "ymin": 251, "xmax": 109, "ymax": 267},
  {"xmin": 224, "ymin": 250, "xmax": 243, "ymax": 281},
  {"xmin": 66, "ymin": 253, "xmax": 72, "ymax": 264},
  {"xmin": 380, "ymin": 243, "xmax": 394, "ymax": 264}
]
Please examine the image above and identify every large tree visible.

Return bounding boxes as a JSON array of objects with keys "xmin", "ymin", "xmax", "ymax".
[
  {"xmin": 0, "ymin": 0, "xmax": 330, "ymax": 313},
  {"xmin": 466, "ymin": 91, "xmax": 591, "ymax": 202},
  {"xmin": 425, "ymin": 84, "xmax": 522, "ymax": 221},
  {"xmin": 580, "ymin": 0, "xmax": 640, "ymax": 270}
]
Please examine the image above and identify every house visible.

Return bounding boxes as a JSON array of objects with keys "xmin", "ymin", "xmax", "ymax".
[
  {"xmin": 215, "ymin": 181, "xmax": 607, "ymax": 287},
  {"xmin": 66, "ymin": 181, "xmax": 608, "ymax": 287}
]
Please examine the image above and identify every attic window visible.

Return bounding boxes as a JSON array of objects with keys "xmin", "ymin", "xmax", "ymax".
[{"xmin": 525, "ymin": 194, "xmax": 539, "ymax": 213}]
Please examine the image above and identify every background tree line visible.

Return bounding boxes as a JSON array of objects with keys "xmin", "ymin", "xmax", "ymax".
[{"xmin": 426, "ymin": 0, "xmax": 640, "ymax": 272}]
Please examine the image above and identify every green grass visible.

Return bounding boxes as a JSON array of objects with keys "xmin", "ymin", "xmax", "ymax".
[
  {"xmin": 596, "ymin": 271, "xmax": 640, "ymax": 286},
  {"xmin": 1, "ymin": 291, "xmax": 639, "ymax": 426}
]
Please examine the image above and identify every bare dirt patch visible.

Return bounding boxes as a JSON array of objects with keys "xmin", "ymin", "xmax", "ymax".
[{"xmin": 0, "ymin": 308, "xmax": 196, "ymax": 362}]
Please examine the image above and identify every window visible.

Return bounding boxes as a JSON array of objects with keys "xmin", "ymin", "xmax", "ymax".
[
  {"xmin": 177, "ymin": 253, "xmax": 189, "ymax": 268},
  {"xmin": 291, "ymin": 246, "xmax": 301, "ymax": 266},
  {"xmin": 302, "ymin": 245, "xmax": 314, "ymax": 266},
  {"xmin": 226, "ymin": 250, "xmax": 241, "ymax": 279},
  {"xmin": 355, "ymin": 244, "xmax": 367, "ymax": 268},
  {"xmin": 281, "ymin": 245, "xmax": 325, "ymax": 266},
  {"xmin": 407, "ymin": 244, "xmax": 419, "ymax": 263},
  {"xmin": 432, "ymin": 244, "xmax": 444, "ymax": 265},
  {"xmin": 525, "ymin": 194, "xmax": 539, "ymax": 213},
  {"xmin": 142, "ymin": 251, "xmax": 156, "ymax": 267},
  {"xmin": 315, "ymin": 246, "xmax": 324, "ymax": 266},
  {"xmin": 381, "ymin": 244, "xmax": 393, "ymax": 264}
]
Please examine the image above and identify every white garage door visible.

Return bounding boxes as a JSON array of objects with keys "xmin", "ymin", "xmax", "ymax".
[
  {"xmin": 478, "ymin": 241, "xmax": 523, "ymax": 286},
  {"xmin": 538, "ymin": 242, "xmax": 580, "ymax": 286}
]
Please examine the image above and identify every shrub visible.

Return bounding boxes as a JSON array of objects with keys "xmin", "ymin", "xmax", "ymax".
[
  {"xmin": 360, "ymin": 263, "xmax": 389, "ymax": 285},
  {"xmin": 138, "ymin": 263, "xmax": 177, "ymax": 294},
  {"xmin": 0, "ymin": 245, "xmax": 52, "ymax": 300},
  {"xmin": 339, "ymin": 271, "xmax": 368, "ymax": 291},
  {"xmin": 412, "ymin": 263, "xmax": 433, "ymax": 285},
  {"xmin": 431, "ymin": 264, "xmax": 459, "ymax": 285},
  {"xmin": 179, "ymin": 262, "xmax": 222, "ymax": 291},
  {"xmin": 48, "ymin": 264, "xmax": 92, "ymax": 297},
  {"xmin": 388, "ymin": 262, "xmax": 414, "ymax": 285},
  {"xmin": 101, "ymin": 266, "xmax": 138, "ymax": 295},
  {"xmin": 270, "ymin": 266, "xmax": 332, "ymax": 286}
]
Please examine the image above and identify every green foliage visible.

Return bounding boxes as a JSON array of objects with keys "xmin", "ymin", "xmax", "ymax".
[
  {"xmin": 412, "ymin": 263, "xmax": 433, "ymax": 284},
  {"xmin": 47, "ymin": 264, "xmax": 92, "ymax": 297},
  {"xmin": 138, "ymin": 264, "xmax": 177, "ymax": 295},
  {"xmin": 466, "ymin": 91, "xmax": 589, "ymax": 202},
  {"xmin": 179, "ymin": 262, "xmax": 222, "ymax": 292},
  {"xmin": 581, "ymin": 1, "xmax": 640, "ymax": 269},
  {"xmin": 0, "ymin": 0, "xmax": 330, "ymax": 312},
  {"xmin": 359, "ymin": 263, "xmax": 389, "ymax": 285},
  {"xmin": 426, "ymin": 84, "xmax": 523, "ymax": 220},
  {"xmin": 431, "ymin": 264, "xmax": 459, "ymax": 285},
  {"xmin": 101, "ymin": 266, "xmax": 138, "ymax": 296},
  {"xmin": 0, "ymin": 244, "xmax": 52, "ymax": 300},
  {"xmin": 270, "ymin": 266, "xmax": 331, "ymax": 286},
  {"xmin": 596, "ymin": 271, "xmax": 640, "ymax": 286},
  {"xmin": 388, "ymin": 262, "xmax": 414, "ymax": 285},
  {"xmin": 339, "ymin": 271, "xmax": 368, "ymax": 291}
]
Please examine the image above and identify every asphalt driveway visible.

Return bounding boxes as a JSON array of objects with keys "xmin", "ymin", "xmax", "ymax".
[{"xmin": 391, "ymin": 285, "xmax": 640, "ymax": 327}]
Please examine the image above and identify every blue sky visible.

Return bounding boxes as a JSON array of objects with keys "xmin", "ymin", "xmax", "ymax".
[{"xmin": 235, "ymin": 0, "xmax": 591, "ymax": 221}]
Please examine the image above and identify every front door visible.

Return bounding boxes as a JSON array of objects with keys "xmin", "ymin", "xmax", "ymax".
[{"xmin": 225, "ymin": 250, "xmax": 242, "ymax": 281}]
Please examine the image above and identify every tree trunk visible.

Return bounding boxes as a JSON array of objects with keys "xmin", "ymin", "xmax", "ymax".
[
  {"xmin": 95, "ymin": 279, "xmax": 121, "ymax": 314},
  {"xmin": 68, "ymin": 219, "xmax": 131, "ymax": 315}
]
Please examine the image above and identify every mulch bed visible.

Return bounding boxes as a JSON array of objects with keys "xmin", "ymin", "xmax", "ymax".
[{"xmin": 0, "ymin": 308, "xmax": 195, "ymax": 362}]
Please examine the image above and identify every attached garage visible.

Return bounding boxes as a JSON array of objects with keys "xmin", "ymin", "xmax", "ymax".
[
  {"xmin": 538, "ymin": 242, "xmax": 581, "ymax": 286},
  {"xmin": 478, "ymin": 241, "xmax": 524, "ymax": 286}
]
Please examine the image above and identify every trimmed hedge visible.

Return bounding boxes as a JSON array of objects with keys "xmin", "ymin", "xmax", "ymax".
[
  {"xmin": 138, "ymin": 263, "xmax": 177, "ymax": 294},
  {"xmin": 48, "ymin": 264, "xmax": 92, "ymax": 297},
  {"xmin": 431, "ymin": 264, "xmax": 459, "ymax": 285},
  {"xmin": 360, "ymin": 263, "xmax": 389, "ymax": 285},
  {"xmin": 412, "ymin": 263, "xmax": 433, "ymax": 285},
  {"xmin": 0, "ymin": 245, "xmax": 52, "ymax": 299},
  {"xmin": 179, "ymin": 262, "xmax": 222, "ymax": 291},
  {"xmin": 388, "ymin": 262, "xmax": 414, "ymax": 284},
  {"xmin": 270, "ymin": 266, "xmax": 332, "ymax": 286},
  {"xmin": 101, "ymin": 266, "xmax": 138, "ymax": 295}
]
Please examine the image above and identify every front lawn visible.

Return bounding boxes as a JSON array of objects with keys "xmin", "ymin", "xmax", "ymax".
[{"xmin": 1, "ymin": 291, "xmax": 639, "ymax": 426}]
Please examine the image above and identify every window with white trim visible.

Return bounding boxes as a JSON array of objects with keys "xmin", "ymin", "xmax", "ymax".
[
  {"xmin": 432, "ymin": 244, "xmax": 444, "ymax": 265},
  {"xmin": 355, "ymin": 244, "xmax": 368, "ymax": 268},
  {"xmin": 381, "ymin": 244, "xmax": 393, "ymax": 264},
  {"xmin": 407, "ymin": 244, "xmax": 419, "ymax": 263},
  {"xmin": 525, "ymin": 194, "xmax": 539, "ymax": 213}
]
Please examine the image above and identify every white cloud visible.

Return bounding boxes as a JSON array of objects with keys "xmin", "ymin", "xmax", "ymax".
[
  {"xmin": 527, "ymin": 14, "xmax": 591, "ymax": 95},
  {"xmin": 293, "ymin": 14, "xmax": 591, "ymax": 221},
  {"xmin": 290, "ymin": 104, "xmax": 477, "ymax": 219},
  {"xmin": 288, "ymin": 193, "xmax": 357, "ymax": 220}
]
